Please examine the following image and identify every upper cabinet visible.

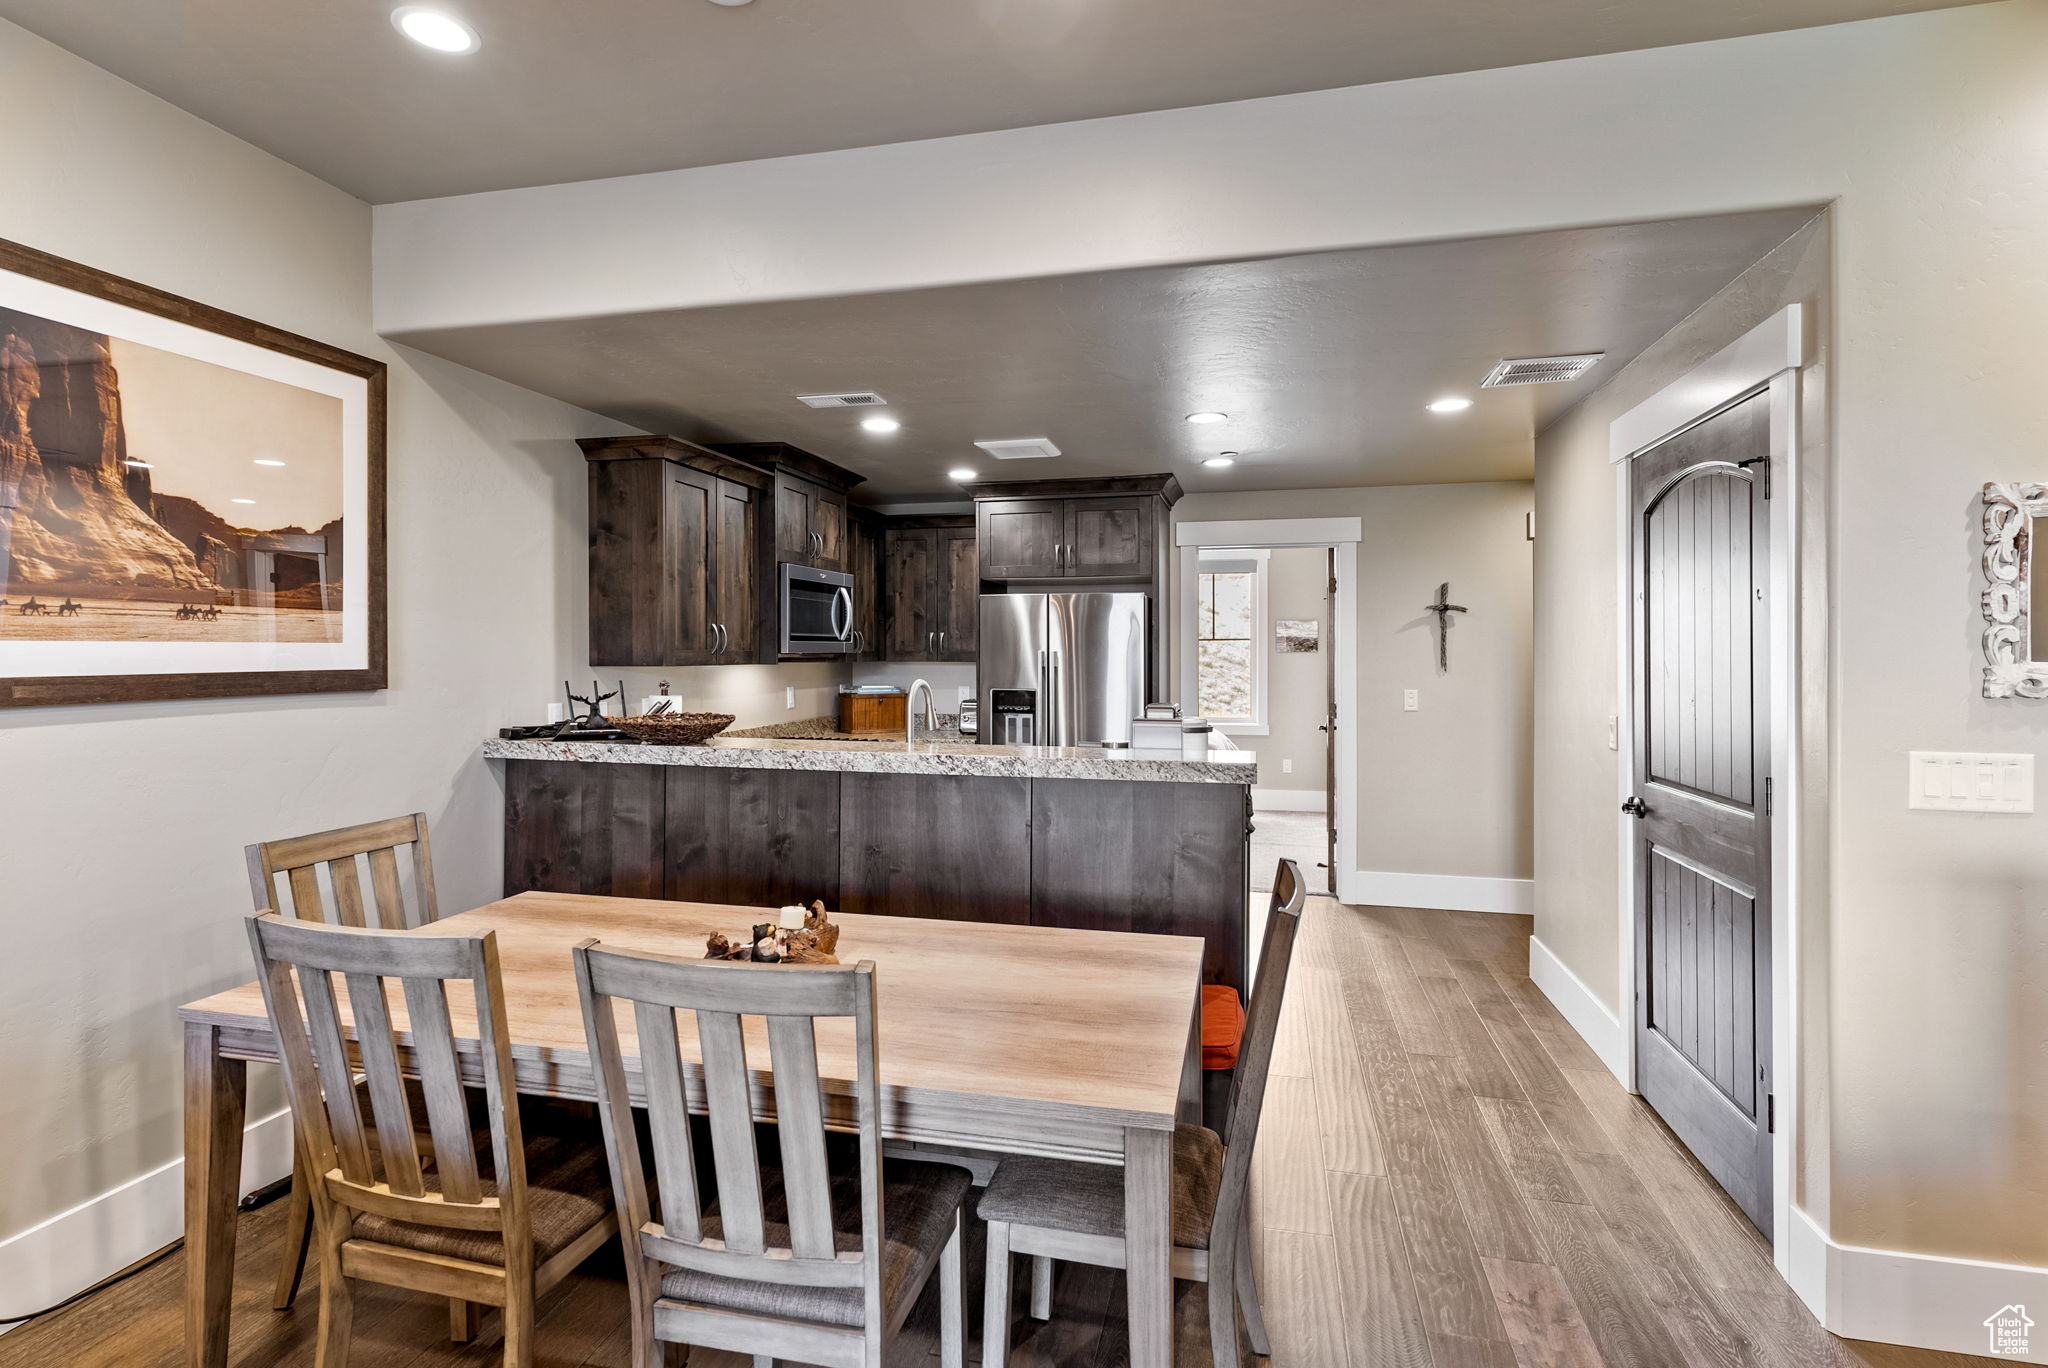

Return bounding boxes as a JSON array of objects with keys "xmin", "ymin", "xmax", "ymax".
[
  {"xmin": 581, "ymin": 436, "xmax": 769, "ymax": 667},
  {"xmin": 716, "ymin": 442, "xmax": 863, "ymax": 574},
  {"xmin": 970, "ymin": 475, "xmax": 1181, "ymax": 584},
  {"xmin": 848, "ymin": 507, "xmax": 886, "ymax": 661},
  {"xmin": 885, "ymin": 518, "xmax": 977, "ymax": 663}
]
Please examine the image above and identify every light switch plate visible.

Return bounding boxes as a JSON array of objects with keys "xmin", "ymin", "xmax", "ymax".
[
  {"xmin": 1607, "ymin": 715, "xmax": 1619, "ymax": 750},
  {"xmin": 785, "ymin": 686, "xmax": 797, "ymax": 710},
  {"xmin": 1403, "ymin": 689, "xmax": 1419, "ymax": 712},
  {"xmin": 1908, "ymin": 751, "xmax": 2034, "ymax": 813}
]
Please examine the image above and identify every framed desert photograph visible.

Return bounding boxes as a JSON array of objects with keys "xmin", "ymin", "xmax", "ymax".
[{"xmin": 0, "ymin": 237, "xmax": 384, "ymax": 707}]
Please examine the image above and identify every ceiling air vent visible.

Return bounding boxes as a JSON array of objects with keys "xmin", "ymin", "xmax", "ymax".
[
  {"xmin": 1480, "ymin": 353, "xmax": 1606, "ymax": 388},
  {"xmin": 796, "ymin": 391, "xmax": 888, "ymax": 408},
  {"xmin": 973, "ymin": 437, "xmax": 1062, "ymax": 460}
]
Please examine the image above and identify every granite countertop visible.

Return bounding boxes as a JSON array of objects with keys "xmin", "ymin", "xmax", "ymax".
[{"xmin": 482, "ymin": 730, "xmax": 1256, "ymax": 785}]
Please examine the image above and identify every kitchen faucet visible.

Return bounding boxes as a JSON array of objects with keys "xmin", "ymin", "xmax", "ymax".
[{"xmin": 905, "ymin": 678, "xmax": 939, "ymax": 745}]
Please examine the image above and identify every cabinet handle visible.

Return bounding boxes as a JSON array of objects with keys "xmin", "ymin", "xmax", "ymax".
[{"xmin": 938, "ymin": 630, "xmax": 947, "ymax": 653}]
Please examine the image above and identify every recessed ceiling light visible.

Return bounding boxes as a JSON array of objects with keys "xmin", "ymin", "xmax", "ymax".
[
  {"xmin": 1203, "ymin": 456, "xmax": 1236, "ymax": 469},
  {"xmin": 1184, "ymin": 412, "xmax": 1229, "ymax": 425},
  {"xmin": 860, "ymin": 415, "xmax": 901, "ymax": 434},
  {"xmin": 231, "ymin": 498, "xmax": 257, "ymax": 506},
  {"xmin": 253, "ymin": 458, "xmax": 286, "ymax": 467},
  {"xmin": 1426, "ymin": 396, "xmax": 1474, "ymax": 414},
  {"xmin": 948, "ymin": 468, "xmax": 977, "ymax": 481},
  {"xmin": 706, "ymin": 0, "xmax": 755, "ymax": 6},
  {"xmin": 391, "ymin": 7, "xmax": 480, "ymax": 54}
]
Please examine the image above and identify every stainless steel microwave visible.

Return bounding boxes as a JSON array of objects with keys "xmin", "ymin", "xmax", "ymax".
[{"xmin": 779, "ymin": 563, "xmax": 856, "ymax": 655}]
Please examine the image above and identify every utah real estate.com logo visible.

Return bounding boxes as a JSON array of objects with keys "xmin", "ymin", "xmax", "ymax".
[{"xmin": 1985, "ymin": 1304, "xmax": 2034, "ymax": 1357}]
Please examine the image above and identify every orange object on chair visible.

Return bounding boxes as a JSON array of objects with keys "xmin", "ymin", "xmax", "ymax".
[{"xmin": 1201, "ymin": 984, "xmax": 1246, "ymax": 1069}]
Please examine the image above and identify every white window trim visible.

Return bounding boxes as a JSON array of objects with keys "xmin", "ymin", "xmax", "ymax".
[{"xmin": 1196, "ymin": 548, "xmax": 1269, "ymax": 735}]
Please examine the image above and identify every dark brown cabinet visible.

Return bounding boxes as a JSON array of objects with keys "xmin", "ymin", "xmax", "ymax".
[
  {"xmin": 503, "ymin": 760, "xmax": 666, "ymax": 899},
  {"xmin": 970, "ymin": 476, "xmax": 1179, "ymax": 583},
  {"xmin": 838, "ymin": 773, "xmax": 1032, "ymax": 923},
  {"xmin": 884, "ymin": 519, "xmax": 977, "ymax": 662},
  {"xmin": 773, "ymin": 472, "xmax": 848, "ymax": 572},
  {"xmin": 666, "ymin": 768, "xmax": 841, "ymax": 908},
  {"xmin": 582, "ymin": 437, "xmax": 768, "ymax": 667}
]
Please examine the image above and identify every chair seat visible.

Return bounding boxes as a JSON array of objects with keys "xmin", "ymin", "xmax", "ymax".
[
  {"xmin": 348, "ymin": 1129, "xmax": 613, "ymax": 1267},
  {"xmin": 659, "ymin": 1157, "xmax": 972, "ymax": 1329},
  {"xmin": 977, "ymin": 1125, "xmax": 1226, "ymax": 1249}
]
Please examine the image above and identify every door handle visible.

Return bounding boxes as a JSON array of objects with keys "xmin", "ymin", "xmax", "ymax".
[
  {"xmin": 1621, "ymin": 796, "xmax": 1649, "ymax": 818},
  {"xmin": 830, "ymin": 586, "xmax": 853, "ymax": 644}
]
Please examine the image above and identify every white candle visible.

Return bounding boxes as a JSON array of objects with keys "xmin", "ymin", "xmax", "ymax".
[{"xmin": 777, "ymin": 904, "xmax": 807, "ymax": 930}]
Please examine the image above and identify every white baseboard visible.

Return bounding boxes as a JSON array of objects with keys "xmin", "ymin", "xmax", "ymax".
[
  {"xmin": 0, "ymin": 1107, "xmax": 293, "ymax": 1329},
  {"xmin": 1341, "ymin": 868, "xmax": 1533, "ymax": 917},
  {"xmin": 1251, "ymin": 787, "xmax": 1327, "ymax": 813},
  {"xmin": 1787, "ymin": 1206, "xmax": 2048, "ymax": 1361},
  {"xmin": 1527, "ymin": 935, "xmax": 1629, "ymax": 1083}
]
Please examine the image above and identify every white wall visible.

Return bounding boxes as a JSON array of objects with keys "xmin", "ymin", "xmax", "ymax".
[
  {"xmin": 1175, "ymin": 483, "xmax": 1534, "ymax": 889},
  {"xmin": 0, "ymin": 19, "xmax": 824, "ymax": 1306}
]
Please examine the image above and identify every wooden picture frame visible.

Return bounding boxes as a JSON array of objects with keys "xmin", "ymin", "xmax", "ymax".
[
  {"xmin": 0, "ymin": 235, "xmax": 385, "ymax": 708},
  {"xmin": 1981, "ymin": 481, "xmax": 2048, "ymax": 699}
]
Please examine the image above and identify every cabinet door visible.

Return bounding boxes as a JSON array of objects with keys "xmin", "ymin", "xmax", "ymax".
[
  {"xmin": 850, "ymin": 517, "xmax": 885, "ymax": 660},
  {"xmin": 662, "ymin": 465, "xmax": 720, "ymax": 663},
  {"xmin": 935, "ymin": 527, "xmax": 979, "ymax": 661},
  {"xmin": 775, "ymin": 476, "xmax": 817, "ymax": 565},
  {"xmin": 1063, "ymin": 496, "xmax": 1153, "ymax": 578},
  {"xmin": 978, "ymin": 499, "xmax": 1065, "ymax": 579},
  {"xmin": 838, "ymin": 773, "xmax": 1032, "ymax": 923},
  {"xmin": 885, "ymin": 528, "xmax": 937, "ymax": 660},
  {"xmin": 589, "ymin": 459, "xmax": 665, "ymax": 667},
  {"xmin": 812, "ymin": 489, "xmax": 848, "ymax": 571},
  {"xmin": 504, "ymin": 760, "xmax": 666, "ymax": 899},
  {"xmin": 711, "ymin": 477, "xmax": 758, "ymax": 661},
  {"xmin": 666, "ymin": 768, "xmax": 841, "ymax": 907}
]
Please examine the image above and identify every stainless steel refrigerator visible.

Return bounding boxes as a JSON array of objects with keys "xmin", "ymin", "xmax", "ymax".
[{"xmin": 977, "ymin": 593, "xmax": 1148, "ymax": 747}]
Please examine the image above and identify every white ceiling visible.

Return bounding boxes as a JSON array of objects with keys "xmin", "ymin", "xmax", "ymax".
[
  {"xmin": 0, "ymin": 0, "xmax": 1973, "ymax": 203},
  {"xmin": 388, "ymin": 208, "xmax": 1821, "ymax": 502}
]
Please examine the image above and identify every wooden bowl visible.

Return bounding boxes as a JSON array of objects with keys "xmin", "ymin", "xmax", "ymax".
[{"xmin": 614, "ymin": 713, "xmax": 735, "ymax": 746}]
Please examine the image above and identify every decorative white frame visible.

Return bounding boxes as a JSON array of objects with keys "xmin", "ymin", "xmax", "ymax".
[
  {"xmin": 1980, "ymin": 482, "xmax": 2048, "ymax": 698},
  {"xmin": 1194, "ymin": 547, "xmax": 1269, "ymax": 734}
]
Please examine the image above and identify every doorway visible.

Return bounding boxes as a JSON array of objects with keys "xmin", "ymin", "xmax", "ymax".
[{"xmin": 1175, "ymin": 517, "xmax": 1361, "ymax": 902}]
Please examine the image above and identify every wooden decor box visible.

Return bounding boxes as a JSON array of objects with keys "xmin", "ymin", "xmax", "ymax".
[{"xmin": 839, "ymin": 691, "xmax": 908, "ymax": 734}]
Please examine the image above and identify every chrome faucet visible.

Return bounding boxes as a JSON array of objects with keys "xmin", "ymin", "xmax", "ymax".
[{"xmin": 905, "ymin": 678, "xmax": 939, "ymax": 745}]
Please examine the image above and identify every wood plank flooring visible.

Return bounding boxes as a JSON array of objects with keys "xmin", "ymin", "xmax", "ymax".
[{"xmin": 0, "ymin": 900, "xmax": 1994, "ymax": 1368}]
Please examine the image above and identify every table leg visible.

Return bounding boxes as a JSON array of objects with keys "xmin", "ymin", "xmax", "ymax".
[
  {"xmin": 185, "ymin": 1021, "xmax": 247, "ymax": 1368},
  {"xmin": 1124, "ymin": 1125, "xmax": 1172, "ymax": 1368},
  {"xmin": 1179, "ymin": 996, "xmax": 1203, "ymax": 1125}
]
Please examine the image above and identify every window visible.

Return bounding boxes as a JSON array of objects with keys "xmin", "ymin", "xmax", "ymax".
[{"xmin": 1196, "ymin": 550, "xmax": 1267, "ymax": 732}]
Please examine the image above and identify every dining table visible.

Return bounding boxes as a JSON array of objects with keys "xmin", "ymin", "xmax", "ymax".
[{"xmin": 182, "ymin": 890, "xmax": 1207, "ymax": 1368}]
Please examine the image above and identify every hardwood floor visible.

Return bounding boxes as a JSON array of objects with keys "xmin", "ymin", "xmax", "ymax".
[{"xmin": 0, "ymin": 899, "xmax": 1993, "ymax": 1368}]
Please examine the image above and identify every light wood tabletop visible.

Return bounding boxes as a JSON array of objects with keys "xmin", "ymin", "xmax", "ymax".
[{"xmin": 181, "ymin": 892, "xmax": 1205, "ymax": 1368}]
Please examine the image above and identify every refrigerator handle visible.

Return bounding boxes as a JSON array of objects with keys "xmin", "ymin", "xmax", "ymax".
[{"xmin": 1048, "ymin": 651, "xmax": 1061, "ymax": 745}]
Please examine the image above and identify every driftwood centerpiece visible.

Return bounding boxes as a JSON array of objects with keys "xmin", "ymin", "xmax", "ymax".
[{"xmin": 705, "ymin": 900, "xmax": 841, "ymax": 964}]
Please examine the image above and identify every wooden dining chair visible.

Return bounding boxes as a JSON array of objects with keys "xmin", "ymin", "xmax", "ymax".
[
  {"xmin": 247, "ymin": 913, "xmax": 618, "ymax": 1368},
  {"xmin": 573, "ymin": 940, "xmax": 972, "ymax": 1368},
  {"xmin": 248, "ymin": 812, "xmax": 460, "ymax": 1314},
  {"xmin": 977, "ymin": 858, "xmax": 1307, "ymax": 1368}
]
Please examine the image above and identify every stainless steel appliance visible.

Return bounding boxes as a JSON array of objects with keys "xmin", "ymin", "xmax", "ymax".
[
  {"xmin": 977, "ymin": 592, "xmax": 1147, "ymax": 747},
  {"xmin": 779, "ymin": 564, "xmax": 854, "ymax": 655}
]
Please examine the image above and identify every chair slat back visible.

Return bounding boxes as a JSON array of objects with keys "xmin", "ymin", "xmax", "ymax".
[
  {"xmin": 575, "ymin": 942, "xmax": 881, "ymax": 1315},
  {"xmin": 247, "ymin": 813, "xmax": 438, "ymax": 930},
  {"xmin": 246, "ymin": 913, "xmax": 524, "ymax": 1239},
  {"xmin": 1214, "ymin": 859, "xmax": 1306, "ymax": 1232}
]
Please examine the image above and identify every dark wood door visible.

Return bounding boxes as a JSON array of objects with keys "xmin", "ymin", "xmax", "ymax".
[
  {"xmin": 849, "ymin": 514, "xmax": 885, "ymax": 660},
  {"xmin": 885, "ymin": 528, "xmax": 937, "ymax": 660},
  {"xmin": 711, "ymin": 477, "xmax": 757, "ymax": 661},
  {"xmin": 1063, "ymin": 497, "xmax": 1151, "ymax": 578},
  {"xmin": 1030, "ymin": 778, "xmax": 1250, "ymax": 989},
  {"xmin": 503, "ymin": 759, "xmax": 665, "ymax": 898},
  {"xmin": 665, "ymin": 768, "xmax": 841, "ymax": 907},
  {"xmin": 1630, "ymin": 389, "xmax": 1773, "ymax": 1237},
  {"xmin": 934, "ymin": 527, "xmax": 979, "ymax": 661},
  {"xmin": 813, "ymin": 490, "xmax": 848, "ymax": 572},
  {"xmin": 979, "ymin": 499, "xmax": 1064, "ymax": 579},
  {"xmin": 838, "ymin": 773, "xmax": 1032, "ymax": 923},
  {"xmin": 662, "ymin": 465, "xmax": 719, "ymax": 664},
  {"xmin": 775, "ymin": 476, "xmax": 817, "ymax": 566}
]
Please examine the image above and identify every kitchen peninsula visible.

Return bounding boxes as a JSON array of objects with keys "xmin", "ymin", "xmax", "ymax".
[{"xmin": 485, "ymin": 733, "xmax": 1256, "ymax": 988}]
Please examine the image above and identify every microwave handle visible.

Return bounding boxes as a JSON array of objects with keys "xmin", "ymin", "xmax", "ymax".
[{"xmin": 830, "ymin": 585, "xmax": 853, "ymax": 643}]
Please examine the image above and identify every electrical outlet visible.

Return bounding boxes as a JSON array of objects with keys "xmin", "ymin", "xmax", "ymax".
[
  {"xmin": 785, "ymin": 686, "xmax": 797, "ymax": 710},
  {"xmin": 1908, "ymin": 751, "xmax": 2034, "ymax": 812},
  {"xmin": 1403, "ymin": 689, "xmax": 1419, "ymax": 712},
  {"xmin": 1608, "ymin": 715, "xmax": 1619, "ymax": 750},
  {"xmin": 1282, "ymin": 758, "xmax": 1293, "ymax": 774}
]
